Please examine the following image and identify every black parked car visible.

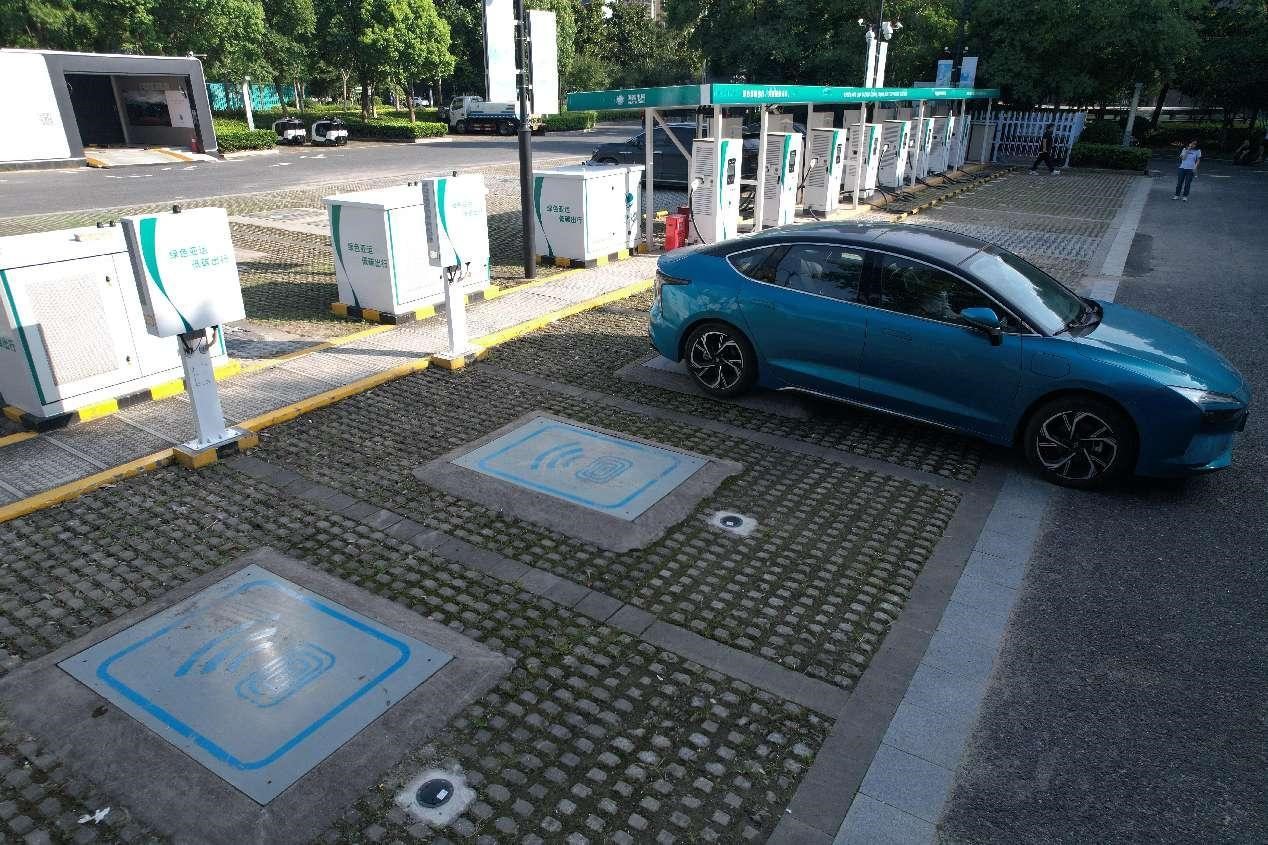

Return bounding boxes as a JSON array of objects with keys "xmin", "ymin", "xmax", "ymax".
[
  {"xmin": 589, "ymin": 123, "xmax": 697, "ymax": 185},
  {"xmin": 741, "ymin": 122, "xmax": 807, "ymax": 179}
]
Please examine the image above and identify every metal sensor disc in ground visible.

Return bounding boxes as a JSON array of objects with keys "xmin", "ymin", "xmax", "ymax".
[
  {"xmin": 710, "ymin": 511, "xmax": 757, "ymax": 537},
  {"xmin": 416, "ymin": 778, "xmax": 455, "ymax": 808}
]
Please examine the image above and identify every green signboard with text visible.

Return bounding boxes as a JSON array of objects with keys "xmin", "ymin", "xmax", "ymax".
[{"xmin": 566, "ymin": 83, "xmax": 999, "ymax": 112}]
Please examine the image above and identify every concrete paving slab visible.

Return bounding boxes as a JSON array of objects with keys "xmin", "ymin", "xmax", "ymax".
[
  {"xmin": 834, "ymin": 793, "xmax": 935, "ymax": 845},
  {"xmin": 857, "ymin": 743, "xmax": 954, "ymax": 824}
]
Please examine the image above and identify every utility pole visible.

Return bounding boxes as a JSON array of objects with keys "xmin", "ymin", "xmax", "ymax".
[
  {"xmin": 951, "ymin": 0, "xmax": 972, "ymax": 85},
  {"xmin": 513, "ymin": 0, "xmax": 536, "ymax": 279}
]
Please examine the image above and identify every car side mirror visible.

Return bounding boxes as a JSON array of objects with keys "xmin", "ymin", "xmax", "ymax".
[{"xmin": 960, "ymin": 307, "xmax": 1004, "ymax": 345}]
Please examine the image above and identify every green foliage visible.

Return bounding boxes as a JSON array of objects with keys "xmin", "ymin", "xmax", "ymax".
[
  {"xmin": 543, "ymin": 110, "xmax": 595, "ymax": 130},
  {"xmin": 214, "ymin": 108, "xmax": 446, "ymax": 138},
  {"xmin": 1175, "ymin": 2, "xmax": 1268, "ymax": 118},
  {"xmin": 262, "ymin": 0, "xmax": 317, "ymax": 91},
  {"xmin": 213, "ymin": 119, "xmax": 277, "ymax": 151},
  {"xmin": 1144, "ymin": 122, "xmax": 1255, "ymax": 152},
  {"xmin": 436, "ymin": 0, "xmax": 482, "ymax": 95},
  {"xmin": 968, "ymin": 0, "xmax": 1199, "ymax": 106},
  {"xmin": 1070, "ymin": 143, "xmax": 1149, "ymax": 170},
  {"xmin": 316, "ymin": 0, "xmax": 453, "ymax": 115},
  {"xmin": 602, "ymin": 0, "xmax": 698, "ymax": 88},
  {"xmin": 1079, "ymin": 121, "xmax": 1126, "ymax": 145}
]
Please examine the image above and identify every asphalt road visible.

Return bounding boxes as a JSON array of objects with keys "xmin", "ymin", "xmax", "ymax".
[
  {"xmin": 0, "ymin": 128, "xmax": 636, "ymax": 217},
  {"xmin": 941, "ymin": 160, "xmax": 1267, "ymax": 842}
]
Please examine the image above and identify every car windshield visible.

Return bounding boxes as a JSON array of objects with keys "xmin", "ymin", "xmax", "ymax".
[{"xmin": 963, "ymin": 249, "xmax": 1086, "ymax": 334}]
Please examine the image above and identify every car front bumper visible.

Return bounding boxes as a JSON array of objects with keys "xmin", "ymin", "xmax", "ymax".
[{"xmin": 1137, "ymin": 408, "xmax": 1248, "ymax": 477}]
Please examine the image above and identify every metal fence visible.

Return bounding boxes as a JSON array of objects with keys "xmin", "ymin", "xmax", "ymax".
[{"xmin": 973, "ymin": 110, "xmax": 1087, "ymax": 166}]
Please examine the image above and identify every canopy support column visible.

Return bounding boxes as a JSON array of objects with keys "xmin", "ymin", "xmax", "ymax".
[
  {"xmin": 912, "ymin": 99, "xmax": 926, "ymax": 185},
  {"xmin": 981, "ymin": 99, "xmax": 993, "ymax": 165},
  {"xmin": 754, "ymin": 106, "xmax": 769, "ymax": 232},
  {"xmin": 644, "ymin": 108, "xmax": 655, "ymax": 252},
  {"xmin": 850, "ymin": 106, "xmax": 866, "ymax": 209}
]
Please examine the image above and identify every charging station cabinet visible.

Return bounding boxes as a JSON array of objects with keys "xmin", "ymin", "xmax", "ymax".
[
  {"xmin": 688, "ymin": 138, "xmax": 741, "ymax": 244},
  {"xmin": 0, "ymin": 225, "xmax": 227, "ymax": 422},
  {"xmin": 324, "ymin": 178, "xmax": 490, "ymax": 319},
  {"xmin": 760, "ymin": 131, "xmax": 802, "ymax": 226},
  {"xmin": 804, "ymin": 128, "xmax": 846, "ymax": 213},
  {"xmin": 878, "ymin": 120, "xmax": 910, "ymax": 188},
  {"xmin": 948, "ymin": 117, "xmax": 971, "ymax": 168},
  {"xmin": 843, "ymin": 123, "xmax": 881, "ymax": 200},
  {"xmin": 531, "ymin": 165, "xmax": 642, "ymax": 263}
]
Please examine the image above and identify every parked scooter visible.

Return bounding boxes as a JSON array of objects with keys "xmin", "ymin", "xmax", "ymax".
[
  {"xmin": 311, "ymin": 117, "xmax": 349, "ymax": 146},
  {"xmin": 272, "ymin": 117, "xmax": 307, "ymax": 145}
]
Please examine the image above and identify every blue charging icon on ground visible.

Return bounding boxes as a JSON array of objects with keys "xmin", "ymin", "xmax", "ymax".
[
  {"xmin": 454, "ymin": 417, "xmax": 706, "ymax": 520},
  {"xmin": 59, "ymin": 565, "xmax": 451, "ymax": 804}
]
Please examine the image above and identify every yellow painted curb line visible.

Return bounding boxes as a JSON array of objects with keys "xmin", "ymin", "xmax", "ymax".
[
  {"xmin": 0, "ymin": 431, "xmax": 37, "ymax": 449},
  {"xmin": 237, "ymin": 358, "xmax": 431, "ymax": 433},
  {"xmin": 473, "ymin": 278, "xmax": 654, "ymax": 349},
  {"xmin": 0, "ymin": 448, "xmax": 175, "ymax": 524},
  {"xmin": 151, "ymin": 147, "xmax": 194, "ymax": 162}
]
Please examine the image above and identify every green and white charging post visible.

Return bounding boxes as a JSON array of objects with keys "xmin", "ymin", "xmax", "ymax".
[
  {"xmin": 566, "ymin": 84, "xmax": 1000, "ymax": 246},
  {"xmin": 121, "ymin": 206, "xmax": 252, "ymax": 466}
]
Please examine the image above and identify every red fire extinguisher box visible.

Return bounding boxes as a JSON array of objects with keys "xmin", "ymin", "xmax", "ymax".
[{"xmin": 664, "ymin": 213, "xmax": 688, "ymax": 251}]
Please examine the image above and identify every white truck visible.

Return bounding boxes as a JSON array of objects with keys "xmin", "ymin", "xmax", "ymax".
[{"xmin": 444, "ymin": 95, "xmax": 543, "ymax": 136}]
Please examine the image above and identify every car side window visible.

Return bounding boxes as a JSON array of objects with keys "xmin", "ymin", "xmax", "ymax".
[
  {"xmin": 877, "ymin": 255, "xmax": 1005, "ymax": 326},
  {"xmin": 728, "ymin": 247, "xmax": 780, "ymax": 283},
  {"xmin": 772, "ymin": 245, "xmax": 864, "ymax": 303}
]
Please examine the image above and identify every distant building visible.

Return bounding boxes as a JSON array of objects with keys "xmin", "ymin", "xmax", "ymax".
[{"xmin": 0, "ymin": 49, "xmax": 217, "ymax": 170}]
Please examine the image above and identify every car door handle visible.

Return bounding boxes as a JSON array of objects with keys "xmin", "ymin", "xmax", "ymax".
[{"xmin": 882, "ymin": 328, "xmax": 912, "ymax": 342}]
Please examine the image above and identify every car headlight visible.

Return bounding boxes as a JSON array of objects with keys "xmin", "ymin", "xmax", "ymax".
[
  {"xmin": 1170, "ymin": 386, "xmax": 1247, "ymax": 425},
  {"xmin": 1169, "ymin": 386, "xmax": 1242, "ymax": 408}
]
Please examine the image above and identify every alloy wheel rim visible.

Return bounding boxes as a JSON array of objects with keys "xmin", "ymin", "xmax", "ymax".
[
  {"xmin": 688, "ymin": 331, "xmax": 745, "ymax": 391},
  {"xmin": 1035, "ymin": 410, "xmax": 1119, "ymax": 480}
]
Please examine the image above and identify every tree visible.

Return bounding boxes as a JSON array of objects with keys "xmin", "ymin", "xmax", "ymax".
[
  {"xmin": 1176, "ymin": 1, "xmax": 1268, "ymax": 130},
  {"xmin": 437, "ymin": 0, "xmax": 483, "ymax": 97},
  {"xmin": 317, "ymin": 0, "xmax": 452, "ymax": 116},
  {"xmin": 262, "ymin": 0, "xmax": 317, "ymax": 111},
  {"xmin": 966, "ymin": 0, "xmax": 1198, "ymax": 107},
  {"xmin": 603, "ymin": 0, "xmax": 698, "ymax": 88},
  {"xmin": 152, "ymin": 0, "xmax": 269, "ymax": 82},
  {"xmin": 1, "ymin": 0, "xmax": 154, "ymax": 53}
]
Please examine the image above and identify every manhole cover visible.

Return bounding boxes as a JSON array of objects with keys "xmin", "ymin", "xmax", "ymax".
[
  {"xmin": 709, "ymin": 511, "xmax": 757, "ymax": 537},
  {"xmin": 416, "ymin": 778, "xmax": 454, "ymax": 808}
]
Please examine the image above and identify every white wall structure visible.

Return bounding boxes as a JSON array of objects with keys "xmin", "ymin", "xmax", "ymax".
[{"xmin": 0, "ymin": 52, "xmax": 71, "ymax": 164}]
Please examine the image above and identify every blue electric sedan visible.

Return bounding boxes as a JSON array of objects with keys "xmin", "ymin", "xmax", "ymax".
[{"xmin": 649, "ymin": 223, "xmax": 1250, "ymax": 488}]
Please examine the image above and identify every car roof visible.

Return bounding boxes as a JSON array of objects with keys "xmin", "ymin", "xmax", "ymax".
[{"xmin": 713, "ymin": 222, "xmax": 988, "ymax": 265}]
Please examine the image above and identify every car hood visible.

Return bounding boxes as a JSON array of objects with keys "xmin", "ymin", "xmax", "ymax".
[{"xmin": 1074, "ymin": 301, "xmax": 1248, "ymax": 398}]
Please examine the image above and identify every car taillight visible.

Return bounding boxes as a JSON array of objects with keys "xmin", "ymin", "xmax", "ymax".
[{"xmin": 653, "ymin": 269, "xmax": 688, "ymax": 306}]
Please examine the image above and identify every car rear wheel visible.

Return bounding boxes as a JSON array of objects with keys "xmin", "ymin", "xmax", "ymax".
[
  {"xmin": 684, "ymin": 322, "xmax": 757, "ymax": 399},
  {"xmin": 1023, "ymin": 395, "xmax": 1136, "ymax": 489}
]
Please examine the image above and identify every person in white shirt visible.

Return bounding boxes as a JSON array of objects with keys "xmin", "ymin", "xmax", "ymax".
[{"xmin": 1173, "ymin": 140, "xmax": 1201, "ymax": 201}]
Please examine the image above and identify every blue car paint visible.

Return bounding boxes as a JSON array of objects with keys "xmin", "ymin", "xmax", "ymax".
[{"xmin": 651, "ymin": 239, "xmax": 1250, "ymax": 479}]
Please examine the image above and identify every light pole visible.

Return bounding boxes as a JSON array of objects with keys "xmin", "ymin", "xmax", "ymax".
[
  {"xmin": 513, "ymin": 0, "xmax": 536, "ymax": 279},
  {"xmin": 859, "ymin": 15, "xmax": 902, "ymax": 88}
]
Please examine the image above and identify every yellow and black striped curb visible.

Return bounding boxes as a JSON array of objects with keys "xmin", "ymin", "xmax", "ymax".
[
  {"xmin": 330, "ymin": 286, "xmax": 496, "ymax": 325},
  {"xmin": 2, "ymin": 361, "xmax": 242, "ymax": 433},
  {"xmin": 173, "ymin": 430, "xmax": 260, "ymax": 470},
  {"xmin": 537, "ymin": 248, "xmax": 632, "ymax": 270},
  {"xmin": 0, "ymin": 277, "xmax": 653, "ymax": 523},
  {"xmin": 430, "ymin": 347, "xmax": 489, "ymax": 371}
]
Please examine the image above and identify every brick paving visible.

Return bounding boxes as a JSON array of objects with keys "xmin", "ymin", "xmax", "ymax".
[{"xmin": 0, "ymin": 165, "xmax": 1144, "ymax": 843}]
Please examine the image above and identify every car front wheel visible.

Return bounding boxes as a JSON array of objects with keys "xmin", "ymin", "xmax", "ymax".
[
  {"xmin": 683, "ymin": 322, "xmax": 757, "ymax": 399},
  {"xmin": 1023, "ymin": 396, "xmax": 1136, "ymax": 489}
]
